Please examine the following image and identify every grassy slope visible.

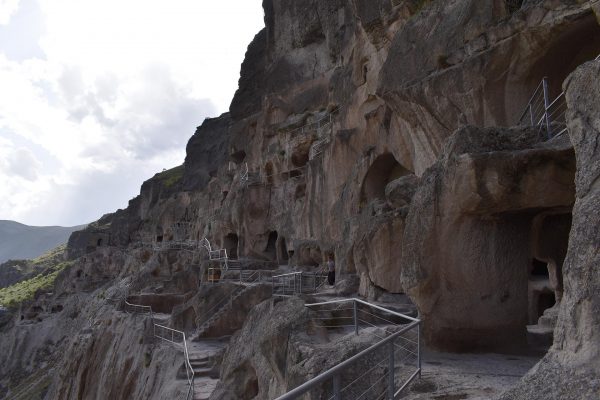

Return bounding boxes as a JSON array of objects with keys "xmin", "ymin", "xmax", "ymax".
[{"xmin": 0, "ymin": 245, "xmax": 71, "ymax": 308}]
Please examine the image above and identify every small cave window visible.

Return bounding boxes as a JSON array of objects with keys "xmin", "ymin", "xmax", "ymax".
[
  {"xmin": 156, "ymin": 235, "xmax": 163, "ymax": 243},
  {"xmin": 530, "ymin": 259, "xmax": 549, "ymax": 277},
  {"xmin": 76, "ymin": 270, "xmax": 83, "ymax": 278},
  {"xmin": 231, "ymin": 150, "xmax": 247, "ymax": 164},
  {"xmin": 97, "ymin": 238, "xmax": 103, "ymax": 246}
]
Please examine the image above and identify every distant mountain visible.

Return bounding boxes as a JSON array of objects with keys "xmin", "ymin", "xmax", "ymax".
[{"xmin": 0, "ymin": 220, "xmax": 86, "ymax": 264}]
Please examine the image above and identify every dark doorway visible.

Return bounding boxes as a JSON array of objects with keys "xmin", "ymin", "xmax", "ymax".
[
  {"xmin": 537, "ymin": 291, "xmax": 556, "ymax": 319},
  {"xmin": 265, "ymin": 231, "xmax": 278, "ymax": 260},
  {"xmin": 224, "ymin": 233, "xmax": 239, "ymax": 259}
]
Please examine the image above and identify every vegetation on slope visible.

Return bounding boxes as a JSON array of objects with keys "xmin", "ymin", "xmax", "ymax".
[
  {"xmin": 154, "ymin": 165, "xmax": 184, "ymax": 188},
  {"xmin": 0, "ymin": 245, "xmax": 71, "ymax": 308}
]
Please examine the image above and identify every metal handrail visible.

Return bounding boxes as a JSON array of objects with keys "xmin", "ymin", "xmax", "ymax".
[
  {"xmin": 154, "ymin": 324, "xmax": 195, "ymax": 400},
  {"xmin": 286, "ymin": 107, "xmax": 339, "ymax": 136},
  {"xmin": 124, "ymin": 301, "xmax": 195, "ymax": 399},
  {"xmin": 272, "ymin": 270, "xmax": 328, "ymax": 296},
  {"xmin": 276, "ymin": 298, "xmax": 421, "ymax": 400}
]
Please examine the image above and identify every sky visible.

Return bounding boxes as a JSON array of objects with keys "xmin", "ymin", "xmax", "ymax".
[{"xmin": 0, "ymin": 0, "xmax": 264, "ymax": 227}]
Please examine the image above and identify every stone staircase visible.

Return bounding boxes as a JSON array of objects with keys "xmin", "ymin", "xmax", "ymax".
[
  {"xmin": 177, "ymin": 341, "xmax": 224, "ymax": 400},
  {"xmin": 526, "ymin": 305, "xmax": 559, "ymax": 349}
]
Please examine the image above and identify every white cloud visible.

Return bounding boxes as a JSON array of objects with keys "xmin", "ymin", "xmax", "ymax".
[
  {"xmin": 0, "ymin": 0, "xmax": 264, "ymax": 226},
  {"xmin": 4, "ymin": 146, "xmax": 41, "ymax": 180},
  {"xmin": 0, "ymin": 0, "xmax": 20, "ymax": 25}
]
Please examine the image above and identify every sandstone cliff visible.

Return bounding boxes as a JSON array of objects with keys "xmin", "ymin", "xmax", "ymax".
[{"xmin": 1, "ymin": 1, "xmax": 600, "ymax": 399}]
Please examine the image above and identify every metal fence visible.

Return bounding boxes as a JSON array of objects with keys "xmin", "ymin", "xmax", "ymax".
[
  {"xmin": 272, "ymin": 271, "xmax": 328, "ymax": 296},
  {"xmin": 518, "ymin": 55, "xmax": 600, "ymax": 139},
  {"xmin": 207, "ymin": 267, "xmax": 271, "ymax": 284},
  {"xmin": 124, "ymin": 301, "xmax": 195, "ymax": 400},
  {"xmin": 154, "ymin": 324, "xmax": 195, "ymax": 400},
  {"xmin": 276, "ymin": 299, "xmax": 421, "ymax": 400}
]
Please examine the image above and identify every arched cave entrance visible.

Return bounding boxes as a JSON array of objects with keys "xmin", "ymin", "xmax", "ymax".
[
  {"xmin": 224, "ymin": 233, "xmax": 239, "ymax": 259},
  {"xmin": 359, "ymin": 153, "xmax": 409, "ymax": 210},
  {"xmin": 97, "ymin": 238, "xmax": 103, "ymax": 246}
]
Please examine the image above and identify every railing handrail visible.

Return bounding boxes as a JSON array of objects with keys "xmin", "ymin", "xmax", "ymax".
[
  {"xmin": 305, "ymin": 297, "xmax": 420, "ymax": 323},
  {"xmin": 275, "ymin": 298, "xmax": 420, "ymax": 400},
  {"xmin": 517, "ymin": 77, "xmax": 546, "ymax": 123},
  {"xmin": 286, "ymin": 107, "xmax": 339, "ymax": 136},
  {"xmin": 272, "ymin": 271, "xmax": 303, "ymax": 279},
  {"xmin": 125, "ymin": 301, "xmax": 195, "ymax": 399}
]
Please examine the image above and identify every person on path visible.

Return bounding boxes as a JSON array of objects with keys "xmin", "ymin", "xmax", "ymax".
[{"xmin": 327, "ymin": 256, "xmax": 335, "ymax": 286}]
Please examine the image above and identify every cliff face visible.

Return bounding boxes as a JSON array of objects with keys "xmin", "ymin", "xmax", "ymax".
[{"xmin": 2, "ymin": 1, "xmax": 600, "ymax": 399}]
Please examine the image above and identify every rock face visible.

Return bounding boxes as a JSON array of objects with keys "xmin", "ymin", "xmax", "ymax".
[
  {"xmin": 2, "ymin": 1, "xmax": 600, "ymax": 400},
  {"xmin": 497, "ymin": 55, "xmax": 600, "ymax": 400},
  {"xmin": 400, "ymin": 125, "xmax": 575, "ymax": 351}
]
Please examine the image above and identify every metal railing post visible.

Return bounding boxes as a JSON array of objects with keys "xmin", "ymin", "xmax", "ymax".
[
  {"xmin": 388, "ymin": 340, "xmax": 395, "ymax": 399},
  {"xmin": 542, "ymin": 77, "xmax": 552, "ymax": 138},
  {"xmin": 417, "ymin": 322, "xmax": 421, "ymax": 378},
  {"xmin": 333, "ymin": 374, "xmax": 342, "ymax": 400},
  {"xmin": 529, "ymin": 103, "xmax": 534, "ymax": 126},
  {"xmin": 353, "ymin": 300, "xmax": 358, "ymax": 335}
]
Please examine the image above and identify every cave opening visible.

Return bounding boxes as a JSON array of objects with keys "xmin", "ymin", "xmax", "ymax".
[
  {"xmin": 537, "ymin": 291, "xmax": 556, "ymax": 319},
  {"xmin": 224, "ymin": 233, "xmax": 239, "ymax": 259},
  {"xmin": 230, "ymin": 149, "xmax": 247, "ymax": 164},
  {"xmin": 530, "ymin": 259, "xmax": 549, "ymax": 277},
  {"xmin": 291, "ymin": 143, "xmax": 310, "ymax": 167},
  {"xmin": 97, "ymin": 238, "xmax": 103, "ymax": 246},
  {"xmin": 265, "ymin": 231, "xmax": 278, "ymax": 260},
  {"xmin": 359, "ymin": 153, "xmax": 409, "ymax": 209}
]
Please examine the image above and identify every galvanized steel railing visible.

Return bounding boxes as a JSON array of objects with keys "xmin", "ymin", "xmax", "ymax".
[
  {"xmin": 124, "ymin": 301, "xmax": 195, "ymax": 400},
  {"xmin": 207, "ymin": 266, "xmax": 271, "ymax": 284},
  {"xmin": 517, "ymin": 77, "xmax": 558, "ymax": 139},
  {"xmin": 277, "ymin": 298, "xmax": 421, "ymax": 400},
  {"xmin": 154, "ymin": 324, "xmax": 195, "ymax": 400},
  {"xmin": 286, "ymin": 107, "xmax": 339, "ymax": 136},
  {"xmin": 518, "ymin": 55, "xmax": 600, "ymax": 139},
  {"xmin": 271, "ymin": 270, "xmax": 328, "ymax": 296}
]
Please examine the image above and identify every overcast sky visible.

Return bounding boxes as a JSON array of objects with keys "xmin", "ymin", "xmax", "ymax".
[{"xmin": 0, "ymin": 0, "xmax": 264, "ymax": 227}]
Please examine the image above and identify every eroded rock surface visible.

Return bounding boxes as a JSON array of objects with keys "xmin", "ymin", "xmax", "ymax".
[{"xmin": 1, "ymin": 1, "xmax": 600, "ymax": 399}]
